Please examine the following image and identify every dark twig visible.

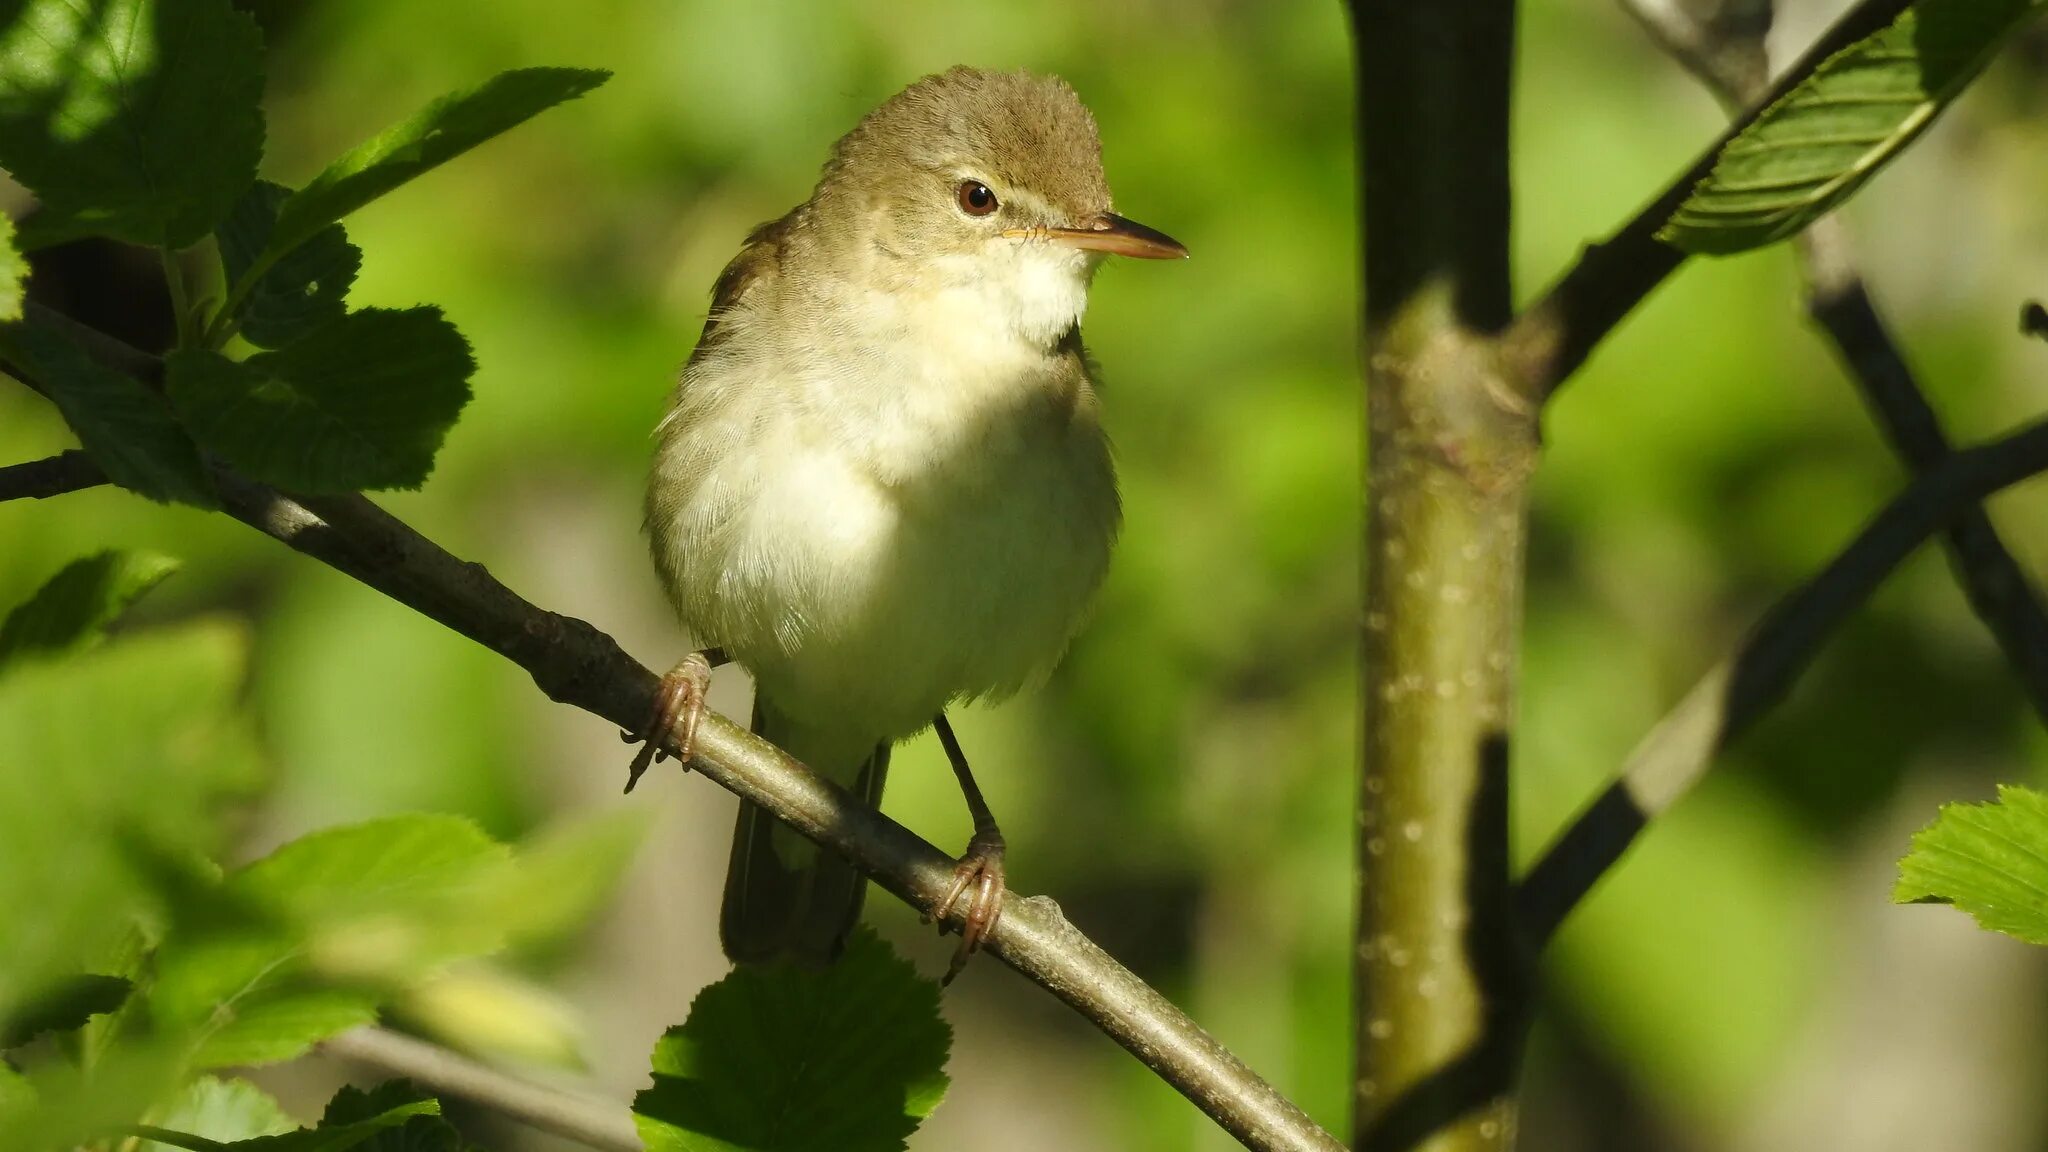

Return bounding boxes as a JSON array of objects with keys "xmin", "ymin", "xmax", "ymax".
[
  {"xmin": 11, "ymin": 311, "xmax": 1338, "ymax": 1152},
  {"xmin": 1518, "ymin": 415, "xmax": 2048, "ymax": 945},
  {"xmin": 0, "ymin": 450, "xmax": 106, "ymax": 501},
  {"xmin": 1616, "ymin": 0, "xmax": 2048, "ymax": 723}
]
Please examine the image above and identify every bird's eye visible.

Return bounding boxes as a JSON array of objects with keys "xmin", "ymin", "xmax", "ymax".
[{"xmin": 956, "ymin": 181, "xmax": 999, "ymax": 216}]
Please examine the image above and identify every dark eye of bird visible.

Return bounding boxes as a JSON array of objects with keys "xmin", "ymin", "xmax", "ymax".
[{"xmin": 956, "ymin": 181, "xmax": 998, "ymax": 216}]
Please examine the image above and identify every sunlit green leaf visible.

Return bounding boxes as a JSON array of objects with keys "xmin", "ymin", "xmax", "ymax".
[
  {"xmin": 152, "ymin": 815, "xmax": 507, "ymax": 1068},
  {"xmin": 0, "ymin": 214, "xmax": 25, "ymax": 320},
  {"xmin": 634, "ymin": 928, "xmax": 950, "ymax": 1152},
  {"xmin": 266, "ymin": 68, "xmax": 609, "ymax": 265},
  {"xmin": 137, "ymin": 1076, "xmax": 298, "ymax": 1152},
  {"xmin": 1895, "ymin": 783, "xmax": 2048, "ymax": 944},
  {"xmin": 165, "ymin": 308, "xmax": 474, "ymax": 493},
  {"xmin": 1661, "ymin": 0, "xmax": 2046, "ymax": 254},
  {"xmin": 3, "ymin": 323, "xmax": 215, "ymax": 506},
  {"xmin": 0, "ymin": 550, "xmax": 178, "ymax": 669},
  {"xmin": 216, "ymin": 183, "xmax": 361, "ymax": 350},
  {"xmin": 0, "ymin": 0, "xmax": 263, "ymax": 248}
]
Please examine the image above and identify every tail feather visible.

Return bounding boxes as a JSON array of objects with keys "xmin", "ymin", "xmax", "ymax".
[{"xmin": 719, "ymin": 696, "xmax": 888, "ymax": 967}]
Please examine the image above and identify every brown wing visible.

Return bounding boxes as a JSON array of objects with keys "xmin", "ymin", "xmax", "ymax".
[{"xmin": 690, "ymin": 210, "xmax": 795, "ymax": 358}]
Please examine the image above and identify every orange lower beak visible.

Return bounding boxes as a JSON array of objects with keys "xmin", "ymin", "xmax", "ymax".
[{"xmin": 1008, "ymin": 214, "xmax": 1188, "ymax": 260}]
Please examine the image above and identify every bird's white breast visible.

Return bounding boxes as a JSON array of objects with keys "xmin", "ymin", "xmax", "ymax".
[{"xmin": 648, "ymin": 251, "xmax": 1119, "ymax": 748}]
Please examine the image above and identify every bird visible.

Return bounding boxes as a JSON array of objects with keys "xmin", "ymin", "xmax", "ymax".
[{"xmin": 632, "ymin": 65, "xmax": 1185, "ymax": 975}]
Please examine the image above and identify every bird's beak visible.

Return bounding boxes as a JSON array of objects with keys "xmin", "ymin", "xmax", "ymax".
[{"xmin": 1006, "ymin": 214, "xmax": 1188, "ymax": 260}]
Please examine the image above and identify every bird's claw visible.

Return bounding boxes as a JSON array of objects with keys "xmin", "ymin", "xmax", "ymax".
[
  {"xmin": 622, "ymin": 651, "xmax": 716, "ymax": 793},
  {"xmin": 927, "ymin": 829, "xmax": 1006, "ymax": 984}
]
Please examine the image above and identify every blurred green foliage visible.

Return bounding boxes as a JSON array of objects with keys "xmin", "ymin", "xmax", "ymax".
[{"xmin": 3, "ymin": 0, "xmax": 2048, "ymax": 1148}]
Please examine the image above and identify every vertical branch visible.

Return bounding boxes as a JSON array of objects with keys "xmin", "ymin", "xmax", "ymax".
[{"xmin": 1348, "ymin": 4, "xmax": 1530, "ymax": 1150}]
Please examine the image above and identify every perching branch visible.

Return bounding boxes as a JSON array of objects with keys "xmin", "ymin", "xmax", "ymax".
[
  {"xmin": 1500, "ymin": 0, "xmax": 1917, "ymax": 406},
  {"xmin": 9, "ymin": 316, "xmax": 1343, "ymax": 1152},
  {"xmin": 0, "ymin": 449, "xmax": 106, "ymax": 502},
  {"xmin": 1615, "ymin": 0, "xmax": 2048, "ymax": 728},
  {"xmin": 1348, "ymin": 3, "xmax": 1527, "ymax": 1150},
  {"xmin": 321, "ymin": 1027, "xmax": 641, "ymax": 1152},
  {"xmin": 1518, "ymin": 413, "xmax": 2048, "ymax": 946}
]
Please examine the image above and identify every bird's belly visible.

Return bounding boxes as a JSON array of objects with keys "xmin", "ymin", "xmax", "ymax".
[{"xmin": 670, "ymin": 423, "xmax": 1117, "ymax": 742}]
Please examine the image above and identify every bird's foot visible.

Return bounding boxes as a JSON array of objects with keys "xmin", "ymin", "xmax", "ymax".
[
  {"xmin": 928, "ymin": 827, "xmax": 1006, "ymax": 984},
  {"xmin": 620, "ymin": 651, "xmax": 717, "ymax": 793}
]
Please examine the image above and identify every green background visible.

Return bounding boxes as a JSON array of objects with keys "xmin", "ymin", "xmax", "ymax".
[{"xmin": 5, "ymin": 0, "xmax": 2048, "ymax": 1147}]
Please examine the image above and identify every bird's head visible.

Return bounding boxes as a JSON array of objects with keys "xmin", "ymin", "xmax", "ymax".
[{"xmin": 810, "ymin": 67, "xmax": 1185, "ymax": 349}]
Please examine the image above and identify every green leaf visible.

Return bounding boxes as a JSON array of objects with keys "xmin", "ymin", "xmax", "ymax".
[
  {"xmin": 0, "ymin": 0, "xmax": 264, "ymax": 249},
  {"xmin": 0, "ymin": 550, "xmax": 179, "ymax": 669},
  {"xmin": 0, "ymin": 214, "xmax": 25, "ymax": 321},
  {"xmin": 151, "ymin": 814, "xmax": 510, "ymax": 1068},
  {"xmin": 634, "ymin": 928, "xmax": 950, "ymax": 1152},
  {"xmin": 215, "ymin": 183, "xmax": 360, "ymax": 350},
  {"xmin": 225, "ymin": 1081, "xmax": 444, "ymax": 1152},
  {"xmin": 1895, "ymin": 783, "xmax": 2048, "ymax": 943},
  {"xmin": 137, "ymin": 1076, "xmax": 298, "ymax": 1152},
  {"xmin": 1661, "ymin": 0, "xmax": 2046, "ymax": 254},
  {"xmin": 165, "ymin": 308, "xmax": 474, "ymax": 493},
  {"xmin": 0, "ymin": 1045, "xmax": 186, "ymax": 1152},
  {"xmin": 3, "ymin": 322, "xmax": 215, "ymax": 505},
  {"xmin": 0, "ymin": 621, "xmax": 258, "ymax": 1037},
  {"xmin": 265, "ymin": 67, "xmax": 608, "ymax": 265},
  {"xmin": 0, "ymin": 973, "xmax": 130, "ymax": 1047}
]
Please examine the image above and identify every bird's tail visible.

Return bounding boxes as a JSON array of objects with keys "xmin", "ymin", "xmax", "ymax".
[{"xmin": 719, "ymin": 695, "xmax": 888, "ymax": 967}]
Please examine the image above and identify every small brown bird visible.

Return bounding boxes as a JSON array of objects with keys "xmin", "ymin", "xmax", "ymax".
[{"xmin": 633, "ymin": 66, "xmax": 1185, "ymax": 974}]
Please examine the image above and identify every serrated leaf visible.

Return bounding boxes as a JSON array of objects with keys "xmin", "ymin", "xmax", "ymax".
[
  {"xmin": 1895, "ymin": 783, "xmax": 2048, "ymax": 944},
  {"xmin": 634, "ymin": 928, "xmax": 950, "ymax": 1152},
  {"xmin": 0, "ymin": 214, "xmax": 25, "ymax": 321},
  {"xmin": 137, "ymin": 1076, "xmax": 298, "ymax": 1152},
  {"xmin": 3, "ymin": 322, "xmax": 215, "ymax": 505},
  {"xmin": 0, "ymin": 0, "xmax": 264, "ymax": 249},
  {"xmin": 0, "ymin": 550, "xmax": 179, "ymax": 669},
  {"xmin": 150, "ymin": 814, "xmax": 512, "ymax": 1068},
  {"xmin": 1661, "ymin": 0, "xmax": 2046, "ymax": 255},
  {"xmin": 265, "ymin": 67, "xmax": 608, "ymax": 266},
  {"xmin": 215, "ymin": 183, "xmax": 360, "ymax": 350},
  {"xmin": 165, "ymin": 308, "xmax": 474, "ymax": 493},
  {"xmin": 0, "ymin": 973, "xmax": 130, "ymax": 1047}
]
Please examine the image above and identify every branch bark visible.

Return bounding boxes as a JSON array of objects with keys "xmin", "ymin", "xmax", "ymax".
[
  {"xmin": 10, "ymin": 315, "xmax": 1343, "ymax": 1152},
  {"xmin": 0, "ymin": 449, "xmax": 106, "ymax": 501},
  {"xmin": 1518, "ymin": 413, "xmax": 2048, "ymax": 945},
  {"xmin": 321, "ymin": 1027, "xmax": 642, "ymax": 1152},
  {"xmin": 1348, "ymin": 4, "xmax": 1528, "ymax": 1149}
]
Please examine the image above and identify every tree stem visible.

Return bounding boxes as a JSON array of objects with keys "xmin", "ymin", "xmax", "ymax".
[{"xmin": 1349, "ymin": 4, "xmax": 1529, "ymax": 1149}]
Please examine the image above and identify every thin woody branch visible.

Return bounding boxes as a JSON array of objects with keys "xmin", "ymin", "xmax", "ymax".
[
  {"xmin": 11, "ymin": 314, "xmax": 1342, "ymax": 1152},
  {"xmin": 0, "ymin": 449, "xmax": 106, "ymax": 502},
  {"xmin": 321, "ymin": 1027, "xmax": 642, "ymax": 1152},
  {"xmin": 1615, "ymin": 0, "xmax": 2048, "ymax": 727},
  {"xmin": 1518, "ymin": 413, "xmax": 2048, "ymax": 945},
  {"xmin": 1500, "ymin": 0, "xmax": 1917, "ymax": 405}
]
